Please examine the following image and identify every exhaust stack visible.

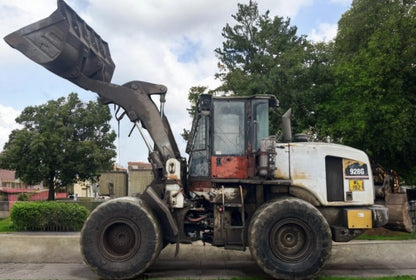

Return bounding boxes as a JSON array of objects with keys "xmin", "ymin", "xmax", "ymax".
[{"xmin": 282, "ymin": 108, "xmax": 292, "ymax": 143}]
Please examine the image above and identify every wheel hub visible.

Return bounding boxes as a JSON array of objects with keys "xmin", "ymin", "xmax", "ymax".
[
  {"xmin": 101, "ymin": 220, "xmax": 141, "ymax": 261},
  {"xmin": 270, "ymin": 218, "xmax": 313, "ymax": 262}
]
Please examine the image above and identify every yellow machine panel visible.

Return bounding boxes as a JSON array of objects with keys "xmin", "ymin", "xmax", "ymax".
[{"xmin": 347, "ymin": 209, "xmax": 372, "ymax": 229}]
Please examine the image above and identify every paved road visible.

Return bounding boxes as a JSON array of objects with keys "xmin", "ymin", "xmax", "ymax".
[{"xmin": 1, "ymin": 233, "xmax": 416, "ymax": 279}]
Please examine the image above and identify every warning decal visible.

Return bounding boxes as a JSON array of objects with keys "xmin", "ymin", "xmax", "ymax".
[{"xmin": 349, "ymin": 179, "xmax": 364, "ymax": 191}]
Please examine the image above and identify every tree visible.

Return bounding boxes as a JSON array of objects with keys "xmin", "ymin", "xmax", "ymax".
[
  {"xmin": 321, "ymin": 0, "xmax": 416, "ymax": 183},
  {"xmin": 214, "ymin": 1, "xmax": 324, "ymax": 134},
  {"xmin": 182, "ymin": 86, "xmax": 210, "ymax": 142},
  {"xmin": 0, "ymin": 93, "xmax": 117, "ymax": 200},
  {"xmin": 186, "ymin": 86, "xmax": 210, "ymax": 118}
]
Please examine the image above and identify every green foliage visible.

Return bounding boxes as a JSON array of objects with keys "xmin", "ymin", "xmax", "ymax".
[
  {"xmin": 10, "ymin": 201, "xmax": 89, "ymax": 231},
  {"xmin": 321, "ymin": 0, "xmax": 416, "ymax": 184},
  {"xmin": 186, "ymin": 86, "xmax": 210, "ymax": 118},
  {"xmin": 17, "ymin": 192, "xmax": 32, "ymax": 201},
  {"xmin": 0, "ymin": 93, "xmax": 117, "ymax": 199},
  {"xmin": 182, "ymin": 86, "xmax": 211, "ymax": 142}
]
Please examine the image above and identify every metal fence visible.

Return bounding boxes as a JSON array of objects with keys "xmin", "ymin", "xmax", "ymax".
[{"xmin": 0, "ymin": 200, "xmax": 11, "ymax": 218}]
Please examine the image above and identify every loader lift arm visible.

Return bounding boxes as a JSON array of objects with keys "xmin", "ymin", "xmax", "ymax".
[
  {"xmin": 4, "ymin": 0, "xmax": 183, "ymax": 240},
  {"xmin": 75, "ymin": 76, "xmax": 182, "ymax": 171}
]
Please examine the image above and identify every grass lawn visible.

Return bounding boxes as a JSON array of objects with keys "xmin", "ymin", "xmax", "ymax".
[
  {"xmin": 357, "ymin": 228, "xmax": 416, "ymax": 240},
  {"xmin": 0, "ymin": 217, "xmax": 13, "ymax": 232},
  {"xmin": 317, "ymin": 277, "xmax": 416, "ymax": 280}
]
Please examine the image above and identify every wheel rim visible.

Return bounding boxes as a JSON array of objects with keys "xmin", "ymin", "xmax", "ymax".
[
  {"xmin": 270, "ymin": 218, "xmax": 313, "ymax": 262},
  {"xmin": 100, "ymin": 219, "xmax": 141, "ymax": 261}
]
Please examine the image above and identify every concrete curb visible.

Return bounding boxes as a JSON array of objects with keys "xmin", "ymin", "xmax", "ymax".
[
  {"xmin": 1, "ymin": 233, "xmax": 416, "ymax": 279},
  {"xmin": 0, "ymin": 233, "xmax": 82, "ymax": 263},
  {"xmin": 330, "ymin": 239, "xmax": 416, "ymax": 267}
]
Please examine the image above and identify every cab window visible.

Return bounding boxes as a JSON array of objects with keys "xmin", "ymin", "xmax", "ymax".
[{"xmin": 213, "ymin": 101, "xmax": 245, "ymax": 155}]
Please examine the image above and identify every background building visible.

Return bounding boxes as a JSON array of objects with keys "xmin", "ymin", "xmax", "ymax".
[
  {"xmin": 128, "ymin": 162, "xmax": 153, "ymax": 195},
  {"xmin": 0, "ymin": 169, "xmax": 65, "ymax": 218}
]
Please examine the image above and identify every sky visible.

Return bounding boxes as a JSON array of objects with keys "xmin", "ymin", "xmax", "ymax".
[{"xmin": 0, "ymin": 0, "xmax": 352, "ymax": 169}]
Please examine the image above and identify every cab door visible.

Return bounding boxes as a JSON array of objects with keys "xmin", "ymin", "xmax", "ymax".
[{"xmin": 211, "ymin": 100, "xmax": 248, "ymax": 179}]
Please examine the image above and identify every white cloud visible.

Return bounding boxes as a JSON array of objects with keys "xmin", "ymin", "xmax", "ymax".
[
  {"xmin": 0, "ymin": 105, "xmax": 21, "ymax": 150},
  {"xmin": 309, "ymin": 23, "xmax": 338, "ymax": 42},
  {"xmin": 330, "ymin": 0, "xmax": 352, "ymax": 4},
  {"xmin": 264, "ymin": 0, "xmax": 314, "ymax": 18}
]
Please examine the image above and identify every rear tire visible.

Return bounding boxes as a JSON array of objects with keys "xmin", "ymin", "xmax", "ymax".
[
  {"xmin": 248, "ymin": 197, "xmax": 332, "ymax": 279},
  {"xmin": 80, "ymin": 197, "xmax": 162, "ymax": 279}
]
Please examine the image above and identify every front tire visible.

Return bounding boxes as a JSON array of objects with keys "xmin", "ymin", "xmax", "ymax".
[
  {"xmin": 248, "ymin": 197, "xmax": 332, "ymax": 279},
  {"xmin": 80, "ymin": 197, "xmax": 162, "ymax": 279}
]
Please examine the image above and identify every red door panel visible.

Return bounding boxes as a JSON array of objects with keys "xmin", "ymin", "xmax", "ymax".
[{"xmin": 211, "ymin": 156, "xmax": 248, "ymax": 179}]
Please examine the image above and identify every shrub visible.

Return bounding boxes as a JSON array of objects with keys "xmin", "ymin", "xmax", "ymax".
[
  {"xmin": 17, "ymin": 192, "xmax": 33, "ymax": 201},
  {"xmin": 10, "ymin": 201, "xmax": 89, "ymax": 231}
]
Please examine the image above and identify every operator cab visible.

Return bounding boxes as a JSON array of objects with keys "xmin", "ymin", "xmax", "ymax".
[{"xmin": 186, "ymin": 94, "xmax": 278, "ymax": 188}]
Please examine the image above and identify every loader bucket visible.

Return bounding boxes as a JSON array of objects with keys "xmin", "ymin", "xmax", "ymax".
[
  {"xmin": 373, "ymin": 163, "xmax": 414, "ymax": 232},
  {"xmin": 384, "ymin": 192, "xmax": 414, "ymax": 232},
  {"xmin": 4, "ymin": 0, "xmax": 114, "ymax": 86}
]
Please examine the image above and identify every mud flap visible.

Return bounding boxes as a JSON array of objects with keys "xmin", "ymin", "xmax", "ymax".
[
  {"xmin": 384, "ymin": 192, "xmax": 413, "ymax": 233},
  {"xmin": 4, "ymin": 0, "xmax": 114, "ymax": 85}
]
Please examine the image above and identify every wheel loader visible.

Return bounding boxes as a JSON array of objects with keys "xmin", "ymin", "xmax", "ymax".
[{"xmin": 4, "ymin": 1, "xmax": 413, "ymax": 279}]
